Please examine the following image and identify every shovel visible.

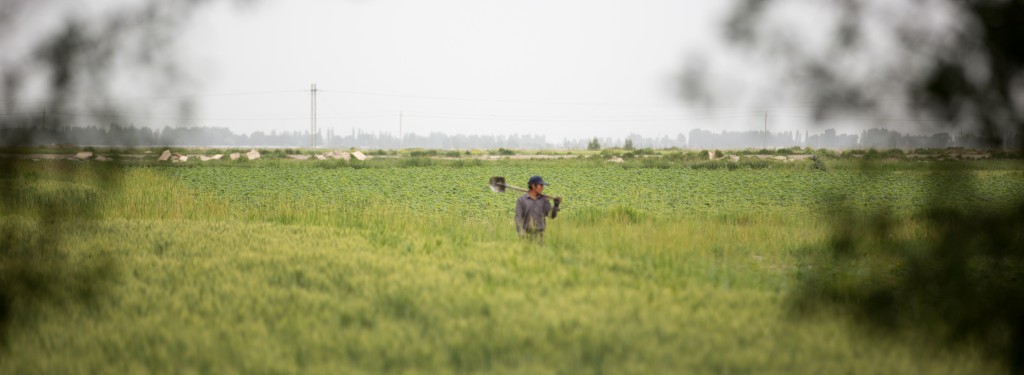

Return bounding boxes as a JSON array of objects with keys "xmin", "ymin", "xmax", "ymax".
[{"xmin": 488, "ymin": 176, "xmax": 559, "ymax": 202}]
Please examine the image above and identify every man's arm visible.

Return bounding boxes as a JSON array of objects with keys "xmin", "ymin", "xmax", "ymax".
[{"xmin": 549, "ymin": 197, "xmax": 561, "ymax": 219}]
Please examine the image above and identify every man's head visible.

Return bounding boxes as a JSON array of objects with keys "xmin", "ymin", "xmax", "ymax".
[{"xmin": 528, "ymin": 175, "xmax": 547, "ymax": 193}]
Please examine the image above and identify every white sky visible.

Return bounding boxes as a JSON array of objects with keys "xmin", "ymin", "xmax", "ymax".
[
  {"xmin": 6, "ymin": 0, "xmax": 938, "ymax": 141},
  {"xmin": 173, "ymin": 0, "xmax": 805, "ymax": 141}
]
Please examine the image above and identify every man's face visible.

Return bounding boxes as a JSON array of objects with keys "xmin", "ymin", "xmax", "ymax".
[{"xmin": 533, "ymin": 184, "xmax": 544, "ymax": 194}]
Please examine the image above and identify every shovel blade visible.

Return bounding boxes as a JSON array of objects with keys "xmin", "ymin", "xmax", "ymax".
[{"xmin": 489, "ymin": 176, "xmax": 506, "ymax": 193}]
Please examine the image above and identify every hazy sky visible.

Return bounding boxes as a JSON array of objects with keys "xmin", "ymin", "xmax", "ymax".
[
  {"xmin": 182, "ymin": 0, "xmax": 757, "ymax": 141},
  {"xmin": 6, "ymin": 0, "xmax": 905, "ymax": 141}
]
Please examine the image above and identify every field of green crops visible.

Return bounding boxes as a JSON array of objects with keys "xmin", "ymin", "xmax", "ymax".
[{"xmin": 2, "ymin": 157, "xmax": 1022, "ymax": 374}]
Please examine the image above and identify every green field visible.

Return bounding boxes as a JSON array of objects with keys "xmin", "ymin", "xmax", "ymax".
[{"xmin": 2, "ymin": 157, "xmax": 1022, "ymax": 374}]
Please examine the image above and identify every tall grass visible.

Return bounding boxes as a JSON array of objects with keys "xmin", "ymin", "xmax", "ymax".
[{"xmin": 0, "ymin": 159, "xmax": 1018, "ymax": 374}]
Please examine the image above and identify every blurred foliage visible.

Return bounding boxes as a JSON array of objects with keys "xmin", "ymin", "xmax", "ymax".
[
  {"xmin": 793, "ymin": 200, "xmax": 1024, "ymax": 371},
  {"xmin": 714, "ymin": 0, "xmax": 1024, "ymax": 371},
  {"xmin": 717, "ymin": 0, "xmax": 1024, "ymax": 148},
  {"xmin": 0, "ymin": 0, "xmax": 261, "ymax": 347},
  {"xmin": 0, "ymin": 160, "xmax": 122, "ymax": 344}
]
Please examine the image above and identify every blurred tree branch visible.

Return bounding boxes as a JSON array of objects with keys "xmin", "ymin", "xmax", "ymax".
[
  {"xmin": 708, "ymin": 0, "xmax": 1024, "ymax": 372},
  {"xmin": 699, "ymin": 0, "xmax": 1024, "ymax": 147},
  {"xmin": 0, "ymin": 0, "xmax": 259, "ymax": 347}
]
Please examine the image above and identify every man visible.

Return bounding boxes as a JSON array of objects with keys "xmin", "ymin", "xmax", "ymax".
[{"xmin": 515, "ymin": 175, "xmax": 562, "ymax": 244}]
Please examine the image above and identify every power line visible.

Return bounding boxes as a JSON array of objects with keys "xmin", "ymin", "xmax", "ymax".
[
  {"xmin": 316, "ymin": 88, "xmax": 694, "ymax": 109},
  {"xmin": 0, "ymin": 110, "xmax": 394, "ymax": 121},
  {"xmin": 315, "ymin": 88, "xmax": 897, "ymax": 113},
  {"xmin": 1, "ymin": 86, "xmax": 955, "ymax": 129},
  {"xmin": 2, "ymin": 107, "xmax": 948, "ymax": 128},
  {"xmin": 3, "ymin": 85, "xmax": 876, "ymax": 115},
  {"xmin": 5, "ymin": 90, "xmax": 308, "ymax": 107},
  {"xmin": 142, "ymin": 89, "xmax": 308, "ymax": 99},
  {"xmin": 7, "ymin": 103, "xmax": 761, "ymax": 122},
  {"xmin": 397, "ymin": 110, "xmax": 755, "ymax": 123}
]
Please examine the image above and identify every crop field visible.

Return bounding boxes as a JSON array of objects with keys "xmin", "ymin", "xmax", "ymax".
[{"xmin": 1, "ymin": 156, "xmax": 1023, "ymax": 374}]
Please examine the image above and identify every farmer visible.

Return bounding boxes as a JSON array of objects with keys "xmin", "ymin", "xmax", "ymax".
[{"xmin": 515, "ymin": 175, "xmax": 562, "ymax": 244}]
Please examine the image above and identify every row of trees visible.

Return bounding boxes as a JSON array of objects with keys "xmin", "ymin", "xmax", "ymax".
[
  {"xmin": 0, "ymin": 125, "xmax": 552, "ymax": 149},
  {"xmin": 0, "ymin": 124, "xmax": 1017, "ymax": 150},
  {"xmin": 586, "ymin": 128, "xmax": 1016, "ymax": 150}
]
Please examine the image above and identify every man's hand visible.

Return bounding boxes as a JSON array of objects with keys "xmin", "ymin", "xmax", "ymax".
[{"xmin": 554, "ymin": 197, "xmax": 562, "ymax": 206}]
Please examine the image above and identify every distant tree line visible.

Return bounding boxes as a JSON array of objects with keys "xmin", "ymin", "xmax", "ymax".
[
  {"xmin": 0, "ymin": 124, "xmax": 1018, "ymax": 150},
  {"xmin": 0, "ymin": 125, "xmax": 551, "ymax": 149}
]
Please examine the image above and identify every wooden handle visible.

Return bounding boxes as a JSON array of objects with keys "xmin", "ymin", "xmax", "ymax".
[{"xmin": 499, "ymin": 183, "xmax": 554, "ymax": 200}]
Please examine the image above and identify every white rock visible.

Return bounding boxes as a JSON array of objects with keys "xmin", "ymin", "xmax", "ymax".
[
  {"xmin": 158, "ymin": 149, "xmax": 172, "ymax": 161},
  {"xmin": 179, "ymin": 155, "xmax": 189, "ymax": 162},
  {"xmin": 327, "ymin": 151, "xmax": 351, "ymax": 161},
  {"xmin": 727, "ymin": 155, "xmax": 740, "ymax": 162},
  {"xmin": 199, "ymin": 155, "xmax": 212, "ymax": 161},
  {"xmin": 95, "ymin": 155, "xmax": 113, "ymax": 162},
  {"xmin": 229, "ymin": 153, "xmax": 241, "ymax": 161},
  {"xmin": 287, "ymin": 154, "xmax": 311, "ymax": 160},
  {"xmin": 245, "ymin": 149, "xmax": 260, "ymax": 160},
  {"xmin": 352, "ymin": 151, "xmax": 368, "ymax": 161},
  {"xmin": 607, "ymin": 157, "xmax": 624, "ymax": 163},
  {"xmin": 315, "ymin": 154, "xmax": 327, "ymax": 160},
  {"xmin": 773, "ymin": 156, "xmax": 787, "ymax": 161},
  {"xmin": 211, "ymin": 154, "xmax": 223, "ymax": 160},
  {"xmin": 75, "ymin": 151, "xmax": 93, "ymax": 160}
]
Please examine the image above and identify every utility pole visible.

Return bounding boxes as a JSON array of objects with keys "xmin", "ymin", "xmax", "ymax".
[
  {"xmin": 310, "ymin": 83, "xmax": 318, "ymax": 149},
  {"xmin": 763, "ymin": 110, "xmax": 768, "ymax": 149}
]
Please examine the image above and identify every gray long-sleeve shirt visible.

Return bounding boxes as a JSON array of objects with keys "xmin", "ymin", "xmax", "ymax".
[{"xmin": 515, "ymin": 193, "xmax": 559, "ymax": 235}]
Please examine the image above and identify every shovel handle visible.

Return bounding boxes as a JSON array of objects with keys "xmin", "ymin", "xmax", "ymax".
[{"xmin": 498, "ymin": 183, "xmax": 555, "ymax": 200}]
